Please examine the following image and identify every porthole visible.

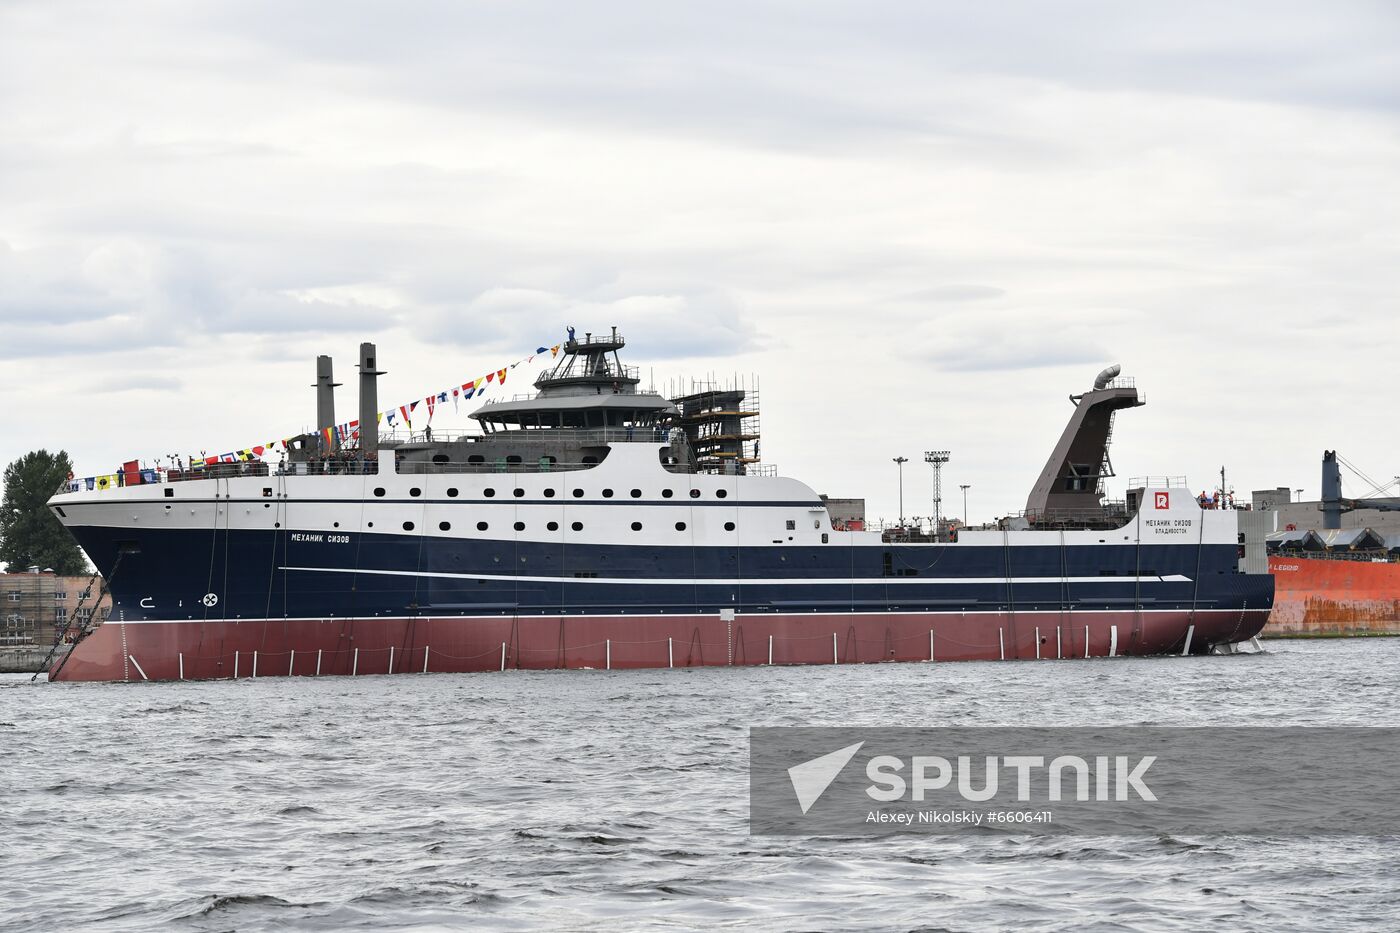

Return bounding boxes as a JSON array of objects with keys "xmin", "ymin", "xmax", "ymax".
[
  {"xmin": 477, "ymin": 521, "xmax": 489, "ymax": 531},
  {"xmin": 572, "ymin": 488, "xmax": 584, "ymax": 498},
  {"xmin": 274, "ymin": 522, "xmax": 281, "ymax": 528},
  {"xmin": 724, "ymin": 521, "xmax": 735, "ymax": 531},
  {"xmin": 333, "ymin": 522, "xmax": 340, "ymax": 528},
  {"xmin": 439, "ymin": 521, "xmax": 451, "ymax": 531},
  {"xmin": 571, "ymin": 521, "xmax": 583, "ymax": 532},
  {"xmin": 263, "ymin": 503, "xmax": 270, "ymax": 509},
  {"xmin": 630, "ymin": 489, "xmax": 642, "ymax": 498},
  {"xmin": 547, "ymin": 521, "xmax": 559, "ymax": 531},
  {"xmin": 514, "ymin": 521, "xmax": 525, "ymax": 531},
  {"xmin": 403, "ymin": 521, "xmax": 415, "ymax": 531},
  {"xmin": 374, "ymin": 487, "xmax": 386, "ymax": 497},
  {"xmin": 602, "ymin": 488, "xmax": 614, "ymax": 498},
  {"xmin": 662, "ymin": 489, "xmax": 674, "ymax": 498},
  {"xmin": 675, "ymin": 521, "xmax": 687, "ymax": 531},
  {"xmin": 513, "ymin": 488, "xmax": 525, "ymax": 498},
  {"xmin": 367, "ymin": 522, "xmax": 374, "ymax": 528},
  {"xmin": 631, "ymin": 521, "xmax": 643, "ymax": 531},
  {"xmin": 544, "ymin": 488, "xmax": 556, "ymax": 498},
  {"xmin": 690, "ymin": 489, "xmax": 701, "ymax": 499},
  {"xmin": 484, "ymin": 488, "xmax": 495, "ymax": 497},
  {"xmin": 447, "ymin": 488, "xmax": 459, "ymax": 498},
  {"xmin": 409, "ymin": 487, "xmax": 422, "ymax": 498},
  {"xmin": 716, "ymin": 489, "xmax": 728, "ymax": 499}
]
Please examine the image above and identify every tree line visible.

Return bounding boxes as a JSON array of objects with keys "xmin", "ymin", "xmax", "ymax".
[{"xmin": 0, "ymin": 450, "xmax": 87, "ymax": 575}]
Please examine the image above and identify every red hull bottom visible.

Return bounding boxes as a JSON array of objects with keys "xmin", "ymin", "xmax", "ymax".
[{"xmin": 51, "ymin": 609, "xmax": 1269, "ymax": 682}]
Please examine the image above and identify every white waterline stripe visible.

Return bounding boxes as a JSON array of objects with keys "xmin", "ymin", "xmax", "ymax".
[
  {"xmin": 276, "ymin": 565, "xmax": 1192, "ymax": 587},
  {"xmin": 111, "ymin": 606, "xmax": 1256, "ymax": 625}
]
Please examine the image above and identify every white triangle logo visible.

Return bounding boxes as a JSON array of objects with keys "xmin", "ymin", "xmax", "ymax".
[{"xmin": 787, "ymin": 741, "xmax": 865, "ymax": 814}]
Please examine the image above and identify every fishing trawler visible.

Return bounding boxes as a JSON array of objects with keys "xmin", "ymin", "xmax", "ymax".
[{"xmin": 44, "ymin": 332, "xmax": 1272, "ymax": 681}]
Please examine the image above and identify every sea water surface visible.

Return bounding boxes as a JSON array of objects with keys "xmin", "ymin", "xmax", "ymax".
[{"xmin": 3, "ymin": 639, "xmax": 1398, "ymax": 932}]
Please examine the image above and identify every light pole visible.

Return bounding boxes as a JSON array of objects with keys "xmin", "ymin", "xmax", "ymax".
[
  {"xmin": 924, "ymin": 450, "xmax": 950, "ymax": 532},
  {"xmin": 893, "ymin": 457, "xmax": 908, "ymax": 526},
  {"xmin": 1295, "ymin": 488, "xmax": 1304, "ymax": 504},
  {"xmin": 960, "ymin": 484, "xmax": 971, "ymax": 526}
]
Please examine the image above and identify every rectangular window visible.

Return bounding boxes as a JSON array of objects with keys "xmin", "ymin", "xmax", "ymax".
[
  {"xmin": 55, "ymin": 608, "xmax": 67, "ymax": 622},
  {"xmin": 54, "ymin": 592, "xmax": 67, "ymax": 600},
  {"xmin": 77, "ymin": 609, "xmax": 93, "ymax": 622},
  {"xmin": 6, "ymin": 593, "xmax": 18, "ymax": 603}
]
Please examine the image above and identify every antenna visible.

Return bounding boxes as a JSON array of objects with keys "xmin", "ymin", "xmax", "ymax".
[{"xmin": 925, "ymin": 450, "xmax": 950, "ymax": 534}]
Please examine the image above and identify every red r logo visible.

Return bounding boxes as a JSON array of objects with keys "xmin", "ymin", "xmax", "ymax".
[{"xmin": 1154, "ymin": 492, "xmax": 1170, "ymax": 509}]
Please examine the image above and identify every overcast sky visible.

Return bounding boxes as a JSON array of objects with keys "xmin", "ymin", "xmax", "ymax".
[{"xmin": 2, "ymin": 0, "xmax": 1398, "ymax": 526}]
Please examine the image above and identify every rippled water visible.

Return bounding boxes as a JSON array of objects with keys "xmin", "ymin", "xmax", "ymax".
[{"xmin": 4, "ymin": 638, "xmax": 1399, "ymax": 931}]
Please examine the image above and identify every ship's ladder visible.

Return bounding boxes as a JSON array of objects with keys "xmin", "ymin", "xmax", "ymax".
[{"xmin": 33, "ymin": 553, "xmax": 127, "ymax": 681}]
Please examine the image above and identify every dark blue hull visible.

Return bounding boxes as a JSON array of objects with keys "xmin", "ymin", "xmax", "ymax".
[{"xmin": 71, "ymin": 525, "xmax": 1273, "ymax": 623}]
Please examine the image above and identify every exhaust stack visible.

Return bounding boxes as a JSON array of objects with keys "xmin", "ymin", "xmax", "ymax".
[
  {"xmin": 1092, "ymin": 364, "xmax": 1121, "ymax": 391},
  {"xmin": 358, "ymin": 343, "xmax": 384, "ymax": 456},
  {"xmin": 314, "ymin": 355, "xmax": 341, "ymax": 453}
]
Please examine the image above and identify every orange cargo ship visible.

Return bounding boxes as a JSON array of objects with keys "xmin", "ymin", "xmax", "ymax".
[{"xmin": 1268, "ymin": 555, "xmax": 1400, "ymax": 635}]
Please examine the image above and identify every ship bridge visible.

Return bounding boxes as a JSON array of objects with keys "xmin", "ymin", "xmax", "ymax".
[{"xmin": 470, "ymin": 328, "xmax": 678, "ymax": 431}]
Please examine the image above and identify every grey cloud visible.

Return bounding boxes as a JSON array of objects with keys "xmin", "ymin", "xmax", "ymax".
[
  {"xmin": 419, "ymin": 286, "xmax": 765, "ymax": 360},
  {"xmin": 84, "ymin": 374, "xmax": 184, "ymax": 394},
  {"xmin": 199, "ymin": 0, "xmax": 1400, "ymax": 152},
  {"xmin": 0, "ymin": 239, "xmax": 403, "ymax": 359},
  {"xmin": 900, "ymin": 285, "xmax": 1007, "ymax": 304},
  {"xmin": 924, "ymin": 326, "xmax": 1112, "ymax": 373}
]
